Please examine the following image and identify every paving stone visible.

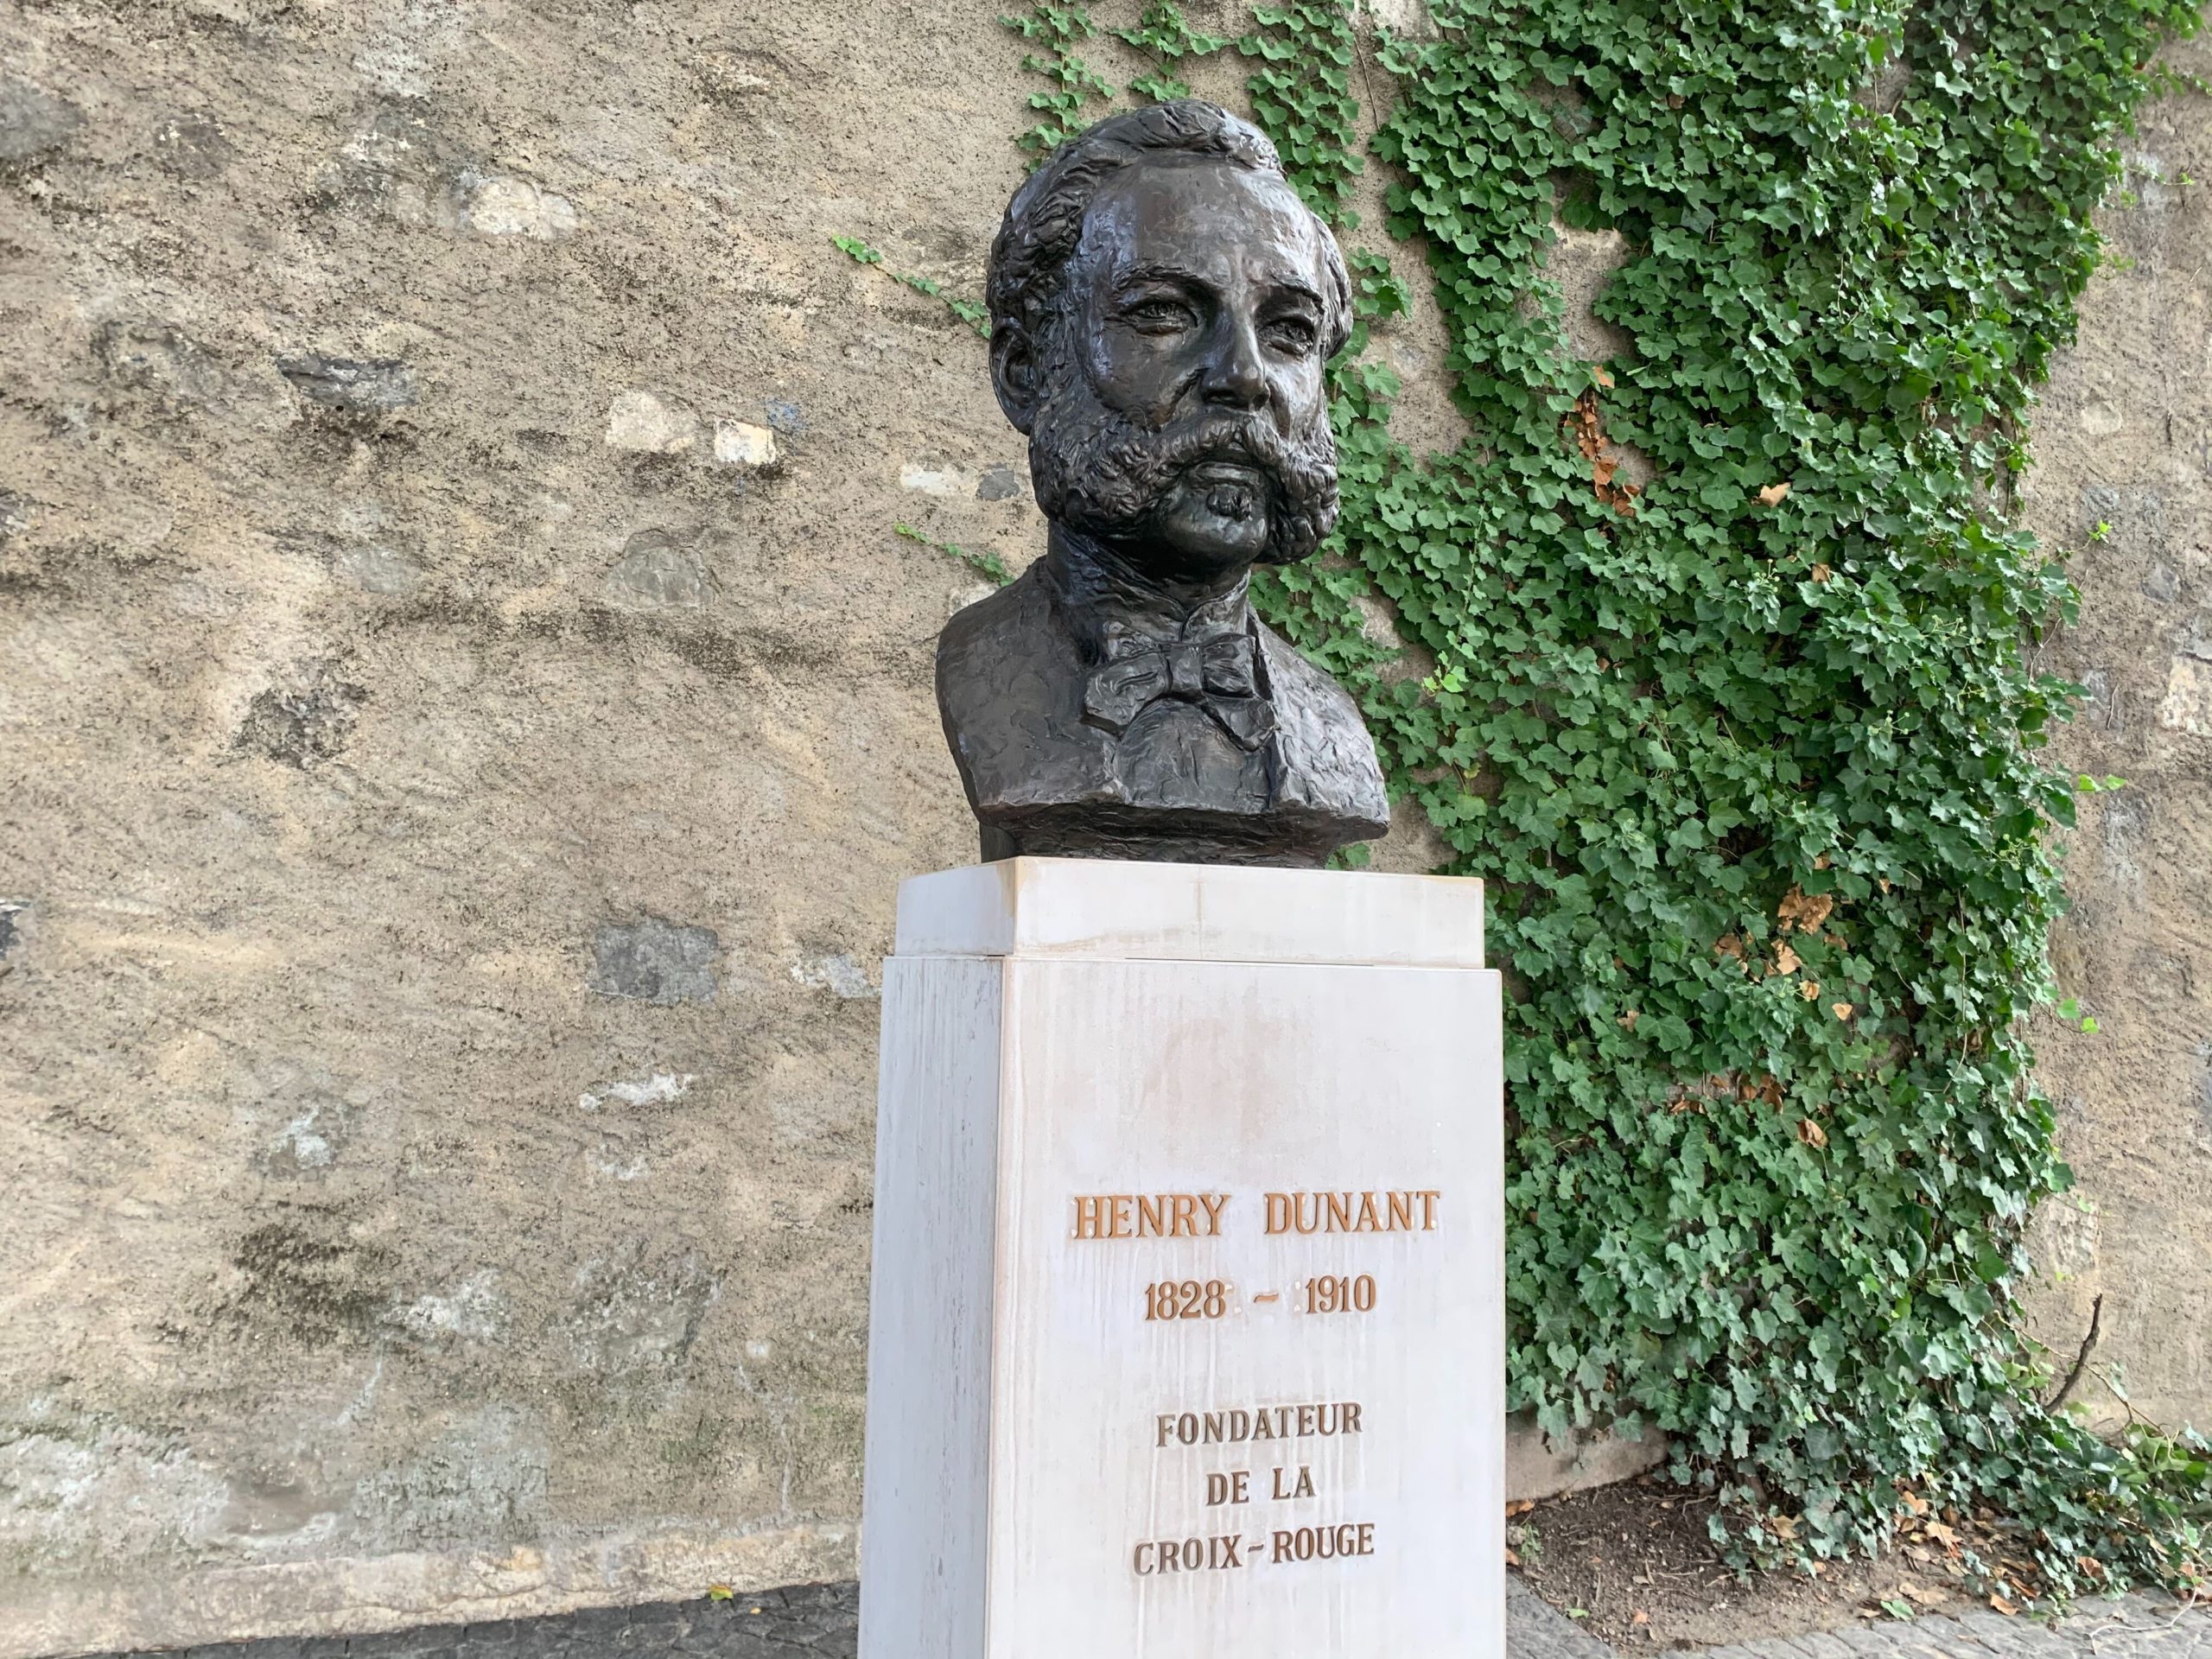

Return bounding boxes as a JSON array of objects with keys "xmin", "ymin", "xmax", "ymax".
[
  {"xmin": 1832, "ymin": 1627, "xmax": 1908, "ymax": 1654},
  {"xmin": 1507, "ymin": 1576, "xmax": 1617, "ymax": 1659},
  {"xmin": 66, "ymin": 1578, "xmax": 2212, "ymax": 1659}
]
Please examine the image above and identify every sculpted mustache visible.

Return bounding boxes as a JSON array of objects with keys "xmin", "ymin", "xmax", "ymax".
[{"xmin": 1097, "ymin": 416, "xmax": 1322, "ymax": 497}]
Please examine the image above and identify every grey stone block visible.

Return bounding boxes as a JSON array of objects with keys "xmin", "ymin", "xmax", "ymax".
[
  {"xmin": 1832, "ymin": 1627, "xmax": 1907, "ymax": 1654},
  {"xmin": 588, "ymin": 916, "xmax": 720, "ymax": 1004}
]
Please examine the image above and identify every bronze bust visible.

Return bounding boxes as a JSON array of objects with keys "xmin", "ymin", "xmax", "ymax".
[{"xmin": 936, "ymin": 101, "xmax": 1390, "ymax": 868}]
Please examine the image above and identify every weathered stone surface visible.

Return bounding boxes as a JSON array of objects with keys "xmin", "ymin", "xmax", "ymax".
[
  {"xmin": 2017, "ymin": 31, "xmax": 2212, "ymax": 1435},
  {"xmin": 0, "ymin": 78, "xmax": 80, "ymax": 167},
  {"xmin": 587, "ymin": 918, "xmax": 720, "ymax": 1006},
  {"xmin": 442, "ymin": 173, "xmax": 578, "ymax": 240},
  {"xmin": 1506, "ymin": 1410, "xmax": 1669, "ymax": 1502},
  {"xmin": 712, "ymin": 422, "xmax": 781, "ymax": 471},
  {"xmin": 605, "ymin": 391, "xmax": 702, "ymax": 455},
  {"xmin": 234, "ymin": 664, "xmax": 371, "ymax": 768},
  {"xmin": 277, "ymin": 356, "xmax": 421, "ymax": 414},
  {"xmin": 609, "ymin": 528, "xmax": 715, "ymax": 609}
]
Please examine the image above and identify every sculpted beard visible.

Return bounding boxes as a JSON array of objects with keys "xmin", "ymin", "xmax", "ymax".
[{"xmin": 1026, "ymin": 340, "xmax": 1339, "ymax": 566}]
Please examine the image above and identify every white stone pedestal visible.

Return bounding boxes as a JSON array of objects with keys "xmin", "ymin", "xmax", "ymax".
[{"xmin": 859, "ymin": 857, "xmax": 1503, "ymax": 1658}]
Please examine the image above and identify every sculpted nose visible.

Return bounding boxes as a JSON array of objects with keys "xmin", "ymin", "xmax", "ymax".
[{"xmin": 1202, "ymin": 316, "xmax": 1270, "ymax": 412}]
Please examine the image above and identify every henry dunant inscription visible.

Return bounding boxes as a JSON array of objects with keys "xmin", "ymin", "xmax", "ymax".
[{"xmin": 1070, "ymin": 1189, "xmax": 1442, "ymax": 1239}]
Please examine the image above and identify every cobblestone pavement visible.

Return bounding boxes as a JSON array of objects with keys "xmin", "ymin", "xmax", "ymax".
[
  {"xmin": 73, "ymin": 1580, "xmax": 2212, "ymax": 1659},
  {"xmin": 1698, "ymin": 1597, "xmax": 2212, "ymax": 1659}
]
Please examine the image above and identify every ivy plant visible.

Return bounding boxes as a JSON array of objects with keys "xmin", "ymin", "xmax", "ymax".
[
  {"xmin": 1116, "ymin": 1, "xmax": 1231, "ymax": 100},
  {"xmin": 1002, "ymin": 0, "xmax": 2211, "ymax": 1599}
]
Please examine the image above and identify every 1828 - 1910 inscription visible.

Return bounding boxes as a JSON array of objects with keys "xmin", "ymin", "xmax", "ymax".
[{"xmin": 1064, "ymin": 1183, "xmax": 1448, "ymax": 1580}]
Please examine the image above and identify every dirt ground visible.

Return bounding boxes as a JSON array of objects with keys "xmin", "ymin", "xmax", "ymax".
[{"xmin": 1514, "ymin": 1476, "xmax": 2021, "ymax": 1649}]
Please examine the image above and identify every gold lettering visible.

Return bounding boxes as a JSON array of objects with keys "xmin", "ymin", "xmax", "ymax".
[
  {"xmin": 1266, "ymin": 1522, "xmax": 1372, "ymax": 1564},
  {"xmin": 1071, "ymin": 1192, "xmax": 1234, "ymax": 1239},
  {"xmin": 1154, "ymin": 1402, "xmax": 1363, "ymax": 1450},
  {"xmin": 1249, "ymin": 1190, "xmax": 1441, "ymax": 1233}
]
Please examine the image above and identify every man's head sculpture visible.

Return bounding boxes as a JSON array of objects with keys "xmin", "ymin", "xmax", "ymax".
[{"xmin": 936, "ymin": 100, "xmax": 1390, "ymax": 868}]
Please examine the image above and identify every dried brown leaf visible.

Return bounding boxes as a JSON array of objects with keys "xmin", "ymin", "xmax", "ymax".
[
  {"xmin": 1777, "ymin": 886, "xmax": 1836, "ymax": 932},
  {"xmin": 1758, "ymin": 481, "xmax": 1792, "ymax": 505}
]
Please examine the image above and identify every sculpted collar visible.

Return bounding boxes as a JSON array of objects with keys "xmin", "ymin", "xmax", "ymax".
[{"xmin": 1041, "ymin": 537, "xmax": 1278, "ymax": 753}]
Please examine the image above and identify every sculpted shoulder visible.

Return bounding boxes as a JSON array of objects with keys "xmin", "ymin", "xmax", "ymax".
[
  {"xmin": 936, "ymin": 571, "xmax": 1039, "ymax": 716},
  {"xmin": 1255, "ymin": 620, "xmax": 1391, "ymax": 831},
  {"xmin": 934, "ymin": 569, "xmax": 1086, "ymax": 812}
]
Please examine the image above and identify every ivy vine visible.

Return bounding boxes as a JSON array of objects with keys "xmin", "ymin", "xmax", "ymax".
[
  {"xmin": 996, "ymin": 0, "xmax": 2211, "ymax": 1599},
  {"xmin": 832, "ymin": 235, "xmax": 989, "ymax": 335}
]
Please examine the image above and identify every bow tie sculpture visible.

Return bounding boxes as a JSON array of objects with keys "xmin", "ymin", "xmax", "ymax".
[{"xmin": 1082, "ymin": 623, "xmax": 1277, "ymax": 752}]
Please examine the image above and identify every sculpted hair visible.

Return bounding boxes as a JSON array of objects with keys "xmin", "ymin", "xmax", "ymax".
[{"xmin": 987, "ymin": 101, "xmax": 1353, "ymax": 365}]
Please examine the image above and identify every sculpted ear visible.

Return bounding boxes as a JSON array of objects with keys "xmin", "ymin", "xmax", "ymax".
[{"xmin": 990, "ymin": 321, "xmax": 1040, "ymax": 434}]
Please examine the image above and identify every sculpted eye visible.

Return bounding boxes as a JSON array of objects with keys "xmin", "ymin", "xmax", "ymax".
[
  {"xmin": 1127, "ymin": 298, "xmax": 1198, "ymax": 334},
  {"xmin": 1264, "ymin": 315, "xmax": 1320, "ymax": 353}
]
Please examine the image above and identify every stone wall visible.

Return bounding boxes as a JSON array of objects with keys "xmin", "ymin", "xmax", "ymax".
[
  {"xmin": 0, "ymin": 2, "xmax": 2202, "ymax": 1653},
  {"xmin": 2018, "ymin": 30, "xmax": 2212, "ymax": 1436}
]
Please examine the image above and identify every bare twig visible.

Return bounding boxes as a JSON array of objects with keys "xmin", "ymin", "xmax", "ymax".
[{"xmin": 2047, "ymin": 1293, "xmax": 2104, "ymax": 1412}]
